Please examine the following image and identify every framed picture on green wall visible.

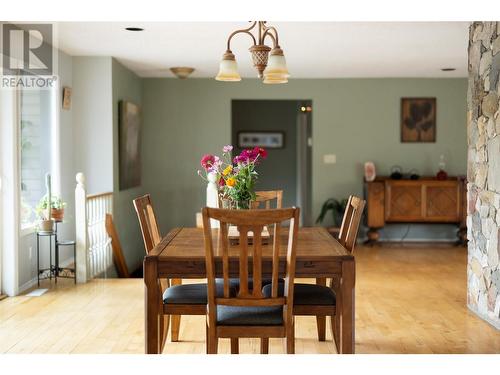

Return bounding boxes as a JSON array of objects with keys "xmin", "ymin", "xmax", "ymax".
[
  {"xmin": 401, "ymin": 97, "xmax": 436, "ymax": 142},
  {"xmin": 118, "ymin": 100, "xmax": 142, "ymax": 190}
]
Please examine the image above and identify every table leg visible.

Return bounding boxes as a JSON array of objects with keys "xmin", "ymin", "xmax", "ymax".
[
  {"xmin": 315, "ymin": 277, "xmax": 326, "ymax": 341},
  {"xmin": 144, "ymin": 256, "xmax": 160, "ymax": 354},
  {"xmin": 340, "ymin": 259, "xmax": 355, "ymax": 354}
]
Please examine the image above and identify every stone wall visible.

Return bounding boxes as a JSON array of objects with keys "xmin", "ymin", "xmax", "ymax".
[{"xmin": 467, "ymin": 22, "xmax": 500, "ymax": 329}]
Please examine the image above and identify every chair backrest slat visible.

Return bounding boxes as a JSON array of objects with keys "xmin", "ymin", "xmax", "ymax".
[
  {"xmin": 271, "ymin": 223, "xmax": 281, "ymax": 298},
  {"xmin": 251, "ymin": 190, "xmax": 283, "ymax": 209},
  {"xmin": 202, "ymin": 207, "xmax": 299, "ymax": 313},
  {"xmin": 133, "ymin": 194, "xmax": 162, "ymax": 254},
  {"xmin": 252, "ymin": 226, "xmax": 264, "ymax": 298},
  {"xmin": 219, "ymin": 222, "xmax": 230, "ymax": 298},
  {"xmin": 338, "ymin": 195, "xmax": 366, "ymax": 253},
  {"xmin": 238, "ymin": 226, "xmax": 250, "ymax": 297}
]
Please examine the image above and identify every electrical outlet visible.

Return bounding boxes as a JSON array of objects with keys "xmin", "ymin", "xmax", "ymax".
[{"xmin": 323, "ymin": 154, "xmax": 336, "ymax": 164}]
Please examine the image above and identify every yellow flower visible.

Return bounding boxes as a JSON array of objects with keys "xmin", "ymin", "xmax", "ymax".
[
  {"xmin": 222, "ymin": 165, "xmax": 232, "ymax": 176},
  {"xmin": 226, "ymin": 177, "xmax": 236, "ymax": 187}
]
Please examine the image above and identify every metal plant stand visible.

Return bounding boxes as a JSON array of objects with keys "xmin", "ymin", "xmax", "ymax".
[{"xmin": 36, "ymin": 221, "xmax": 76, "ymax": 286}]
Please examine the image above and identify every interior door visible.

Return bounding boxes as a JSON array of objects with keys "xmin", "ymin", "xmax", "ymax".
[{"xmin": 232, "ymin": 100, "xmax": 312, "ymax": 223}]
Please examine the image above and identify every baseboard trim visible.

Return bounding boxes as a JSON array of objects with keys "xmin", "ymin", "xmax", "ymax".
[
  {"xmin": 19, "ymin": 277, "xmax": 38, "ymax": 293},
  {"xmin": 0, "ymin": 294, "xmax": 7, "ymax": 301},
  {"xmin": 359, "ymin": 235, "xmax": 459, "ymax": 243},
  {"xmin": 468, "ymin": 304, "xmax": 500, "ymax": 330}
]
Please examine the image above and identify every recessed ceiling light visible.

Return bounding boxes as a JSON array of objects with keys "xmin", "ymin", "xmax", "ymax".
[
  {"xmin": 125, "ymin": 27, "xmax": 144, "ymax": 32},
  {"xmin": 441, "ymin": 68, "xmax": 456, "ymax": 72}
]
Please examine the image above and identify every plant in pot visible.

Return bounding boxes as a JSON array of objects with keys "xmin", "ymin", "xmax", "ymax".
[
  {"xmin": 36, "ymin": 195, "xmax": 66, "ymax": 230},
  {"xmin": 316, "ymin": 197, "xmax": 348, "ymax": 237}
]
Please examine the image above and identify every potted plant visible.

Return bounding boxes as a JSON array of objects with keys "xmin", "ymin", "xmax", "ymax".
[
  {"xmin": 316, "ymin": 197, "xmax": 348, "ymax": 237},
  {"xmin": 36, "ymin": 195, "xmax": 66, "ymax": 225}
]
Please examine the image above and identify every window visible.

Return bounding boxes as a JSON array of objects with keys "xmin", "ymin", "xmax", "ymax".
[{"xmin": 19, "ymin": 87, "xmax": 55, "ymax": 228}]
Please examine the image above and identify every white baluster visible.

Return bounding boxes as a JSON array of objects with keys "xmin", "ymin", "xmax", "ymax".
[{"xmin": 75, "ymin": 173, "xmax": 88, "ymax": 283}]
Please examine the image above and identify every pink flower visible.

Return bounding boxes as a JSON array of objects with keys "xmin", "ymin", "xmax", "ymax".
[
  {"xmin": 200, "ymin": 154, "xmax": 215, "ymax": 170},
  {"xmin": 233, "ymin": 148, "xmax": 262, "ymax": 164},
  {"xmin": 222, "ymin": 145, "xmax": 233, "ymax": 153},
  {"xmin": 209, "ymin": 156, "xmax": 222, "ymax": 172},
  {"xmin": 254, "ymin": 147, "xmax": 267, "ymax": 159}
]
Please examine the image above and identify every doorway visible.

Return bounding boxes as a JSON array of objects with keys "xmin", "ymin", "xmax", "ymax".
[{"xmin": 231, "ymin": 100, "xmax": 312, "ymax": 225}]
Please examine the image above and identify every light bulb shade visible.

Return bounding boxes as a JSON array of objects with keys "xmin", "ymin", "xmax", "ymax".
[
  {"xmin": 263, "ymin": 48, "xmax": 290, "ymax": 82},
  {"xmin": 215, "ymin": 52, "xmax": 241, "ymax": 82},
  {"xmin": 263, "ymin": 74, "xmax": 288, "ymax": 84}
]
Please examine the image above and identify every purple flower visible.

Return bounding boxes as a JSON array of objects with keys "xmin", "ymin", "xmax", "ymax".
[
  {"xmin": 222, "ymin": 145, "xmax": 233, "ymax": 153},
  {"xmin": 208, "ymin": 156, "xmax": 222, "ymax": 172}
]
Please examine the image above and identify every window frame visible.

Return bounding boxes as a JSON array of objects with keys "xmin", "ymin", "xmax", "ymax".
[{"xmin": 18, "ymin": 83, "xmax": 59, "ymax": 232}]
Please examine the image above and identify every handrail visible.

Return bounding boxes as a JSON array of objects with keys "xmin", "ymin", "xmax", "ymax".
[{"xmin": 86, "ymin": 191, "xmax": 113, "ymax": 200}]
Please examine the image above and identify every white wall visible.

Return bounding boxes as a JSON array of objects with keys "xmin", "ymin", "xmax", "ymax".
[{"xmin": 72, "ymin": 57, "xmax": 113, "ymax": 195}]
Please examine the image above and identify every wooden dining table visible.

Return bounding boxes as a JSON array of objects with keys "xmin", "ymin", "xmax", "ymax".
[{"xmin": 144, "ymin": 226, "xmax": 355, "ymax": 354}]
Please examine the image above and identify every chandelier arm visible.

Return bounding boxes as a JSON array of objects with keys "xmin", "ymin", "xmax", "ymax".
[
  {"xmin": 262, "ymin": 31, "xmax": 276, "ymax": 47},
  {"xmin": 262, "ymin": 26, "xmax": 279, "ymax": 47},
  {"xmin": 226, "ymin": 21, "xmax": 257, "ymax": 50}
]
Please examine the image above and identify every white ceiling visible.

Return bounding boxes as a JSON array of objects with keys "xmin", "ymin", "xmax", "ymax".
[{"xmin": 56, "ymin": 22, "xmax": 469, "ymax": 78}]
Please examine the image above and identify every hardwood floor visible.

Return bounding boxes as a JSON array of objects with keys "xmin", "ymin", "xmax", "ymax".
[{"xmin": 1, "ymin": 244, "xmax": 499, "ymax": 354}]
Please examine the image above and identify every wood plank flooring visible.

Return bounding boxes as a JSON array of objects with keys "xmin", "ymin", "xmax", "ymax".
[{"xmin": 1, "ymin": 244, "xmax": 499, "ymax": 354}]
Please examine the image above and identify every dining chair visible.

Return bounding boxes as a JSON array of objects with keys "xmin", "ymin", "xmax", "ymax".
[
  {"xmin": 202, "ymin": 206, "xmax": 300, "ymax": 354},
  {"xmin": 134, "ymin": 194, "xmax": 213, "ymax": 350},
  {"xmin": 251, "ymin": 190, "xmax": 283, "ymax": 209},
  {"xmin": 262, "ymin": 195, "xmax": 365, "ymax": 353}
]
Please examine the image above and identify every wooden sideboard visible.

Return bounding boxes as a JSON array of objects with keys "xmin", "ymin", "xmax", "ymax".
[{"xmin": 365, "ymin": 177, "xmax": 467, "ymax": 243}]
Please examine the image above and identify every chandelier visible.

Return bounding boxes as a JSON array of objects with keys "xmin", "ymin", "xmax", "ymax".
[{"xmin": 215, "ymin": 21, "xmax": 290, "ymax": 84}]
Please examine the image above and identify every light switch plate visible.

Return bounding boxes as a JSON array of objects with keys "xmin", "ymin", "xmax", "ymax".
[{"xmin": 323, "ymin": 154, "xmax": 336, "ymax": 164}]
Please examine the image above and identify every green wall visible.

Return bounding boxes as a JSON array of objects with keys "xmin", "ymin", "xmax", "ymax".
[
  {"xmin": 142, "ymin": 78, "xmax": 467, "ymax": 240},
  {"xmin": 112, "ymin": 58, "xmax": 145, "ymax": 273}
]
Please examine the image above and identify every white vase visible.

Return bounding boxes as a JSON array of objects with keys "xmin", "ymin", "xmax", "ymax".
[{"xmin": 206, "ymin": 172, "xmax": 220, "ymax": 228}]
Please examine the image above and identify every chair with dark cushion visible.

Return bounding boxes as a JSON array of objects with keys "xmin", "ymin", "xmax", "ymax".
[
  {"xmin": 293, "ymin": 195, "xmax": 366, "ymax": 349},
  {"xmin": 262, "ymin": 195, "xmax": 365, "ymax": 354},
  {"xmin": 202, "ymin": 206, "xmax": 300, "ymax": 354},
  {"xmin": 134, "ymin": 194, "xmax": 214, "ymax": 351}
]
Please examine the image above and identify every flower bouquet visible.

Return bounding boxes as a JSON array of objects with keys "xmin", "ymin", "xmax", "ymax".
[{"xmin": 198, "ymin": 145, "xmax": 267, "ymax": 209}]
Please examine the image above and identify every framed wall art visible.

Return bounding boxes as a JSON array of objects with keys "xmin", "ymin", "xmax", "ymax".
[
  {"xmin": 119, "ymin": 100, "xmax": 142, "ymax": 190},
  {"xmin": 401, "ymin": 97, "xmax": 436, "ymax": 142},
  {"xmin": 237, "ymin": 131, "xmax": 285, "ymax": 149},
  {"xmin": 62, "ymin": 86, "xmax": 72, "ymax": 110}
]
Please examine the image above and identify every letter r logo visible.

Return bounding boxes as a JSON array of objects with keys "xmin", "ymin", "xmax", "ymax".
[{"xmin": 2, "ymin": 23, "xmax": 53, "ymax": 76}]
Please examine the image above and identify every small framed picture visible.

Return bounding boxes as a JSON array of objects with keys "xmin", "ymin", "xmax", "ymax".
[
  {"xmin": 62, "ymin": 87, "xmax": 72, "ymax": 110},
  {"xmin": 237, "ymin": 132, "xmax": 285, "ymax": 149},
  {"xmin": 401, "ymin": 97, "xmax": 436, "ymax": 142}
]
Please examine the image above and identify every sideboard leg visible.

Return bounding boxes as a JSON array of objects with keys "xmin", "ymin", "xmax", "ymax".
[
  {"xmin": 457, "ymin": 226, "xmax": 467, "ymax": 246},
  {"xmin": 365, "ymin": 228, "xmax": 380, "ymax": 245}
]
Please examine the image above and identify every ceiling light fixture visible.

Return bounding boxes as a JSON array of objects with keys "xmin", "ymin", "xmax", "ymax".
[
  {"xmin": 170, "ymin": 67, "xmax": 195, "ymax": 79},
  {"xmin": 125, "ymin": 27, "xmax": 144, "ymax": 31},
  {"xmin": 441, "ymin": 67, "xmax": 456, "ymax": 71},
  {"xmin": 215, "ymin": 21, "xmax": 289, "ymax": 84}
]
